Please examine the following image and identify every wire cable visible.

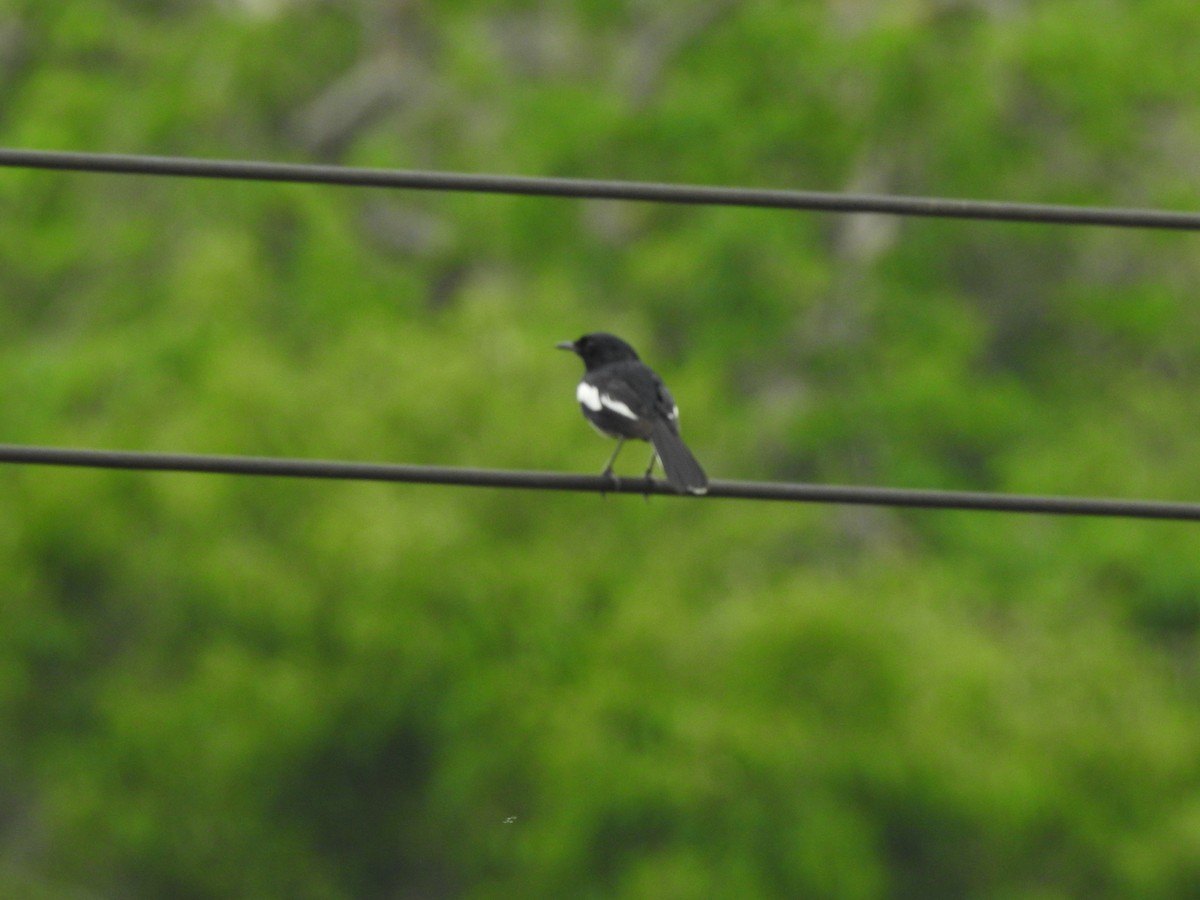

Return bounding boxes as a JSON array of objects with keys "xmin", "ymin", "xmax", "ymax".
[
  {"xmin": 2, "ymin": 443, "xmax": 1198, "ymax": 521},
  {"xmin": 3, "ymin": 151, "xmax": 1197, "ymax": 520},
  {"xmin": 3, "ymin": 147, "xmax": 1200, "ymax": 230}
]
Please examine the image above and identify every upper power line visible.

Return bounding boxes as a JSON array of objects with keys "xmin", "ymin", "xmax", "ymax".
[{"xmin": 3, "ymin": 147, "xmax": 1200, "ymax": 231}]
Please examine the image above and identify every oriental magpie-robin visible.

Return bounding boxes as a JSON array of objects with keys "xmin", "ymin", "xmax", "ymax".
[{"xmin": 557, "ymin": 332, "xmax": 708, "ymax": 495}]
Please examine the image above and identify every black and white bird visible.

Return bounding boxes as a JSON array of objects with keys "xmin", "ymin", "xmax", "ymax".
[{"xmin": 557, "ymin": 332, "xmax": 708, "ymax": 495}]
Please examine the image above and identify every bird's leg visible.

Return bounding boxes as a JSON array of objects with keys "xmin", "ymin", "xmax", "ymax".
[
  {"xmin": 600, "ymin": 438, "xmax": 624, "ymax": 495},
  {"xmin": 643, "ymin": 449, "xmax": 658, "ymax": 479},
  {"xmin": 642, "ymin": 448, "xmax": 659, "ymax": 501},
  {"xmin": 600, "ymin": 438, "xmax": 625, "ymax": 476}
]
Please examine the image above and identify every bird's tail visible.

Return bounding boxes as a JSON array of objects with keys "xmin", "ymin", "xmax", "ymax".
[{"xmin": 650, "ymin": 421, "xmax": 708, "ymax": 495}]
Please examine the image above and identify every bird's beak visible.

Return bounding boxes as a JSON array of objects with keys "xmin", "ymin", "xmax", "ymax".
[{"xmin": 555, "ymin": 340, "xmax": 577, "ymax": 352}]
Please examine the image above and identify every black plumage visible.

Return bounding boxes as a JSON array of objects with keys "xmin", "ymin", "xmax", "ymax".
[{"xmin": 557, "ymin": 332, "xmax": 708, "ymax": 495}]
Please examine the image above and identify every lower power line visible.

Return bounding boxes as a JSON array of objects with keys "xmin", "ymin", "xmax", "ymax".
[{"xmin": 0, "ymin": 443, "xmax": 1197, "ymax": 521}]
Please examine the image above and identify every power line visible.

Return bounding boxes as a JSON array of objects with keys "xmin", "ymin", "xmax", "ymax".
[
  {"xmin": 3, "ymin": 147, "xmax": 1200, "ymax": 230},
  {"xmin": 3, "ymin": 151, "xmax": 1196, "ymax": 521},
  {"xmin": 1, "ymin": 443, "xmax": 1197, "ymax": 521}
]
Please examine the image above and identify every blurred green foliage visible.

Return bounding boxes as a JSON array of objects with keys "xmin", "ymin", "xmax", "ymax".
[{"xmin": 4, "ymin": 1, "xmax": 1200, "ymax": 896}]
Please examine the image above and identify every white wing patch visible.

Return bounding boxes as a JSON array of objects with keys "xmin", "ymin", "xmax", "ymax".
[
  {"xmin": 577, "ymin": 381, "xmax": 639, "ymax": 420},
  {"xmin": 576, "ymin": 381, "xmax": 602, "ymax": 411},
  {"xmin": 600, "ymin": 393, "xmax": 638, "ymax": 420}
]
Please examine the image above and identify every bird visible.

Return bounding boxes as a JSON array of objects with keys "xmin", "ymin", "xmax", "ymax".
[{"xmin": 557, "ymin": 332, "xmax": 708, "ymax": 495}]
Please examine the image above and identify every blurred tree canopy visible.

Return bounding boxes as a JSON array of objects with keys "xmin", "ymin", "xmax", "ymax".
[{"xmin": 4, "ymin": 1, "xmax": 1200, "ymax": 897}]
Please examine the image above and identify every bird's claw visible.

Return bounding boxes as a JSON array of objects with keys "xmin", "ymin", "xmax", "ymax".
[{"xmin": 600, "ymin": 467, "xmax": 620, "ymax": 498}]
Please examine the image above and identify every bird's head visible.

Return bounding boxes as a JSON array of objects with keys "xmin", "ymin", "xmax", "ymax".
[{"xmin": 556, "ymin": 332, "xmax": 641, "ymax": 369}]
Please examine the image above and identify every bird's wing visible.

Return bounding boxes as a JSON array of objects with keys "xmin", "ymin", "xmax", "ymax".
[
  {"xmin": 579, "ymin": 371, "xmax": 647, "ymax": 421},
  {"xmin": 585, "ymin": 361, "xmax": 681, "ymax": 432},
  {"xmin": 651, "ymin": 378, "xmax": 681, "ymax": 431},
  {"xmin": 620, "ymin": 362, "xmax": 681, "ymax": 431}
]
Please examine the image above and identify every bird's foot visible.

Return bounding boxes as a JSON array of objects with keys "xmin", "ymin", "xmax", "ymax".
[
  {"xmin": 642, "ymin": 473, "xmax": 656, "ymax": 502},
  {"xmin": 600, "ymin": 466, "xmax": 620, "ymax": 498}
]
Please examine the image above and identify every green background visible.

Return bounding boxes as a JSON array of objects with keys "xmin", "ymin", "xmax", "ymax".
[{"xmin": 4, "ymin": 2, "xmax": 1200, "ymax": 896}]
